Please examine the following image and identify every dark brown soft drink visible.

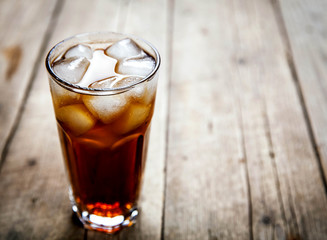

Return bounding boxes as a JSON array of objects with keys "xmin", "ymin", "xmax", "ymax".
[
  {"xmin": 46, "ymin": 32, "xmax": 160, "ymax": 233},
  {"xmin": 57, "ymin": 101, "xmax": 154, "ymax": 219}
]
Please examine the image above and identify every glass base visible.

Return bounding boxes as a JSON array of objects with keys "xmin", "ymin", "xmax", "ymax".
[
  {"xmin": 72, "ymin": 204, "xmax": 138, "ymax": 234},
  {"xmin": 69, "ymin": 188, "xmax": 138, "ymax": 233}
]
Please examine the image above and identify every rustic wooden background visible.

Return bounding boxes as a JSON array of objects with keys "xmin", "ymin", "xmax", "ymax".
[{"xmin": 1, "ymin": 0, "xmax": 327, "ymax": 239}]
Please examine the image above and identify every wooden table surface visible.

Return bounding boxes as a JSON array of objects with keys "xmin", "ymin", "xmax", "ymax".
[{"xmin": 1, "ymin": 0, "xmax": 327, "ymax": 239}]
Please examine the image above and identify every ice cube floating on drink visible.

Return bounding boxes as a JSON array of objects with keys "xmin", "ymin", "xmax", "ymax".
[
  {"xmin": 51, "ymin": 38, "xmax": 156, "ymax": 134},
  {"xmin": 46, "ymin": 32, "xmax": 160, "ymax": 234}
]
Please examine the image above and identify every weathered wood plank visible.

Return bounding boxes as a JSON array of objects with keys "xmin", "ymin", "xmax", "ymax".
[
  {"xmin": 0, "ymin": 0, "xmax": 127, "ymax": 239},
  {"xmin": 232, "ymin": 0, "xmax": 327, "ymax": 239},
  {"xmin": 278, "ymin": 0, "xmax": 327, "ymax": 193},
  {"xmin": 0, "ymin": 0, "xmax": 58, "ymax": 168},
  {"xmin": 229, "ymin": 0, "xmax": 289, "ymax": 239},
  {"xmin": 164, "ymin": 0, "xmax": 250, "ymax": 239},
  {"xmin": 238, "ymin": 1, "xmax": 327, "ymax": 239}
]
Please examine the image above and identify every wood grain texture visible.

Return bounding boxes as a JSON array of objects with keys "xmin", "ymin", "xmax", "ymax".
[
  {"xmin": 278, "ymin": 0, "xmax": 327, "ymax": 193},
  {"xmin": 0, "ymin": 0, "xmax": 58, "ymax": 168},
  {"xmin": 164, "ymin": 0, "xmax": 250, "ymax": 239},
  {"xmin": 163, "ymin": 0, "xmax": 327, "ymax": 239},
  {"xmin": 231, "ymin": 0, "xmax": 327, "ymax": 239}
]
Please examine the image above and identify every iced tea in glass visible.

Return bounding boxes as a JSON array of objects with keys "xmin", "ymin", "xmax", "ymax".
[{"xmin": 45, "ymin": 32, "xmax": 160, "ymax": 233}]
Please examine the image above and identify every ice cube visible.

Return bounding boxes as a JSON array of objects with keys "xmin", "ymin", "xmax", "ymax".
[
  {"xmin": 81, "ymin": 124, "xmax": 118, "ymax": 148},
  {"xmin": 49, "ymin": 80, "xmax": 81, "ymax": 108},
  {"xmin": 112, "ymin": 76, "xmax": 147, "ymax": 103},
  {"xmin": 56, "ymin": 104, "xmax": 96, "ymax": 136},
  {"xmin": 111, "ymin": 133, "xmax": 141, "ymax": 150},
  {"xmin": 64, "ymin": 44, "xmax": 93, "ymax": 59},
  {"xmin": 116, "ymin": 56, "xmax": 155, "ymax": 77},
  {"xmin": 53, "ymin": 57, "xmax": 90, "ymax": 84},
  {"xmin": 83, "ymin": 94, "xmax": 128, "ymax": 124},
  {"xmin": 105, "ymin": 38, "xmax": 145, "ymax": 60},
  {"xmin": 88, "ymin": 76, "xmax": 118, "ymax": 89},
  {"xmin": 114, "ymin": 104, "xmax": 151, "ymax": 134},
  {"xmin": 111, "ymin": 76, "xmax": 141, "ymax": 88},
  {"xmin": 111, "ymin": 76, "xmax": 142, "ymax": 88},
  {"xmin": 111, "ymin": 77, "xmax": 157, "ymax": 105}
]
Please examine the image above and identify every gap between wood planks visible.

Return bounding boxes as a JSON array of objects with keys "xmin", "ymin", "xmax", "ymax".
[
  {"xmin": 230, "ymin": 0, "xmax": 254, "ymax": 238},
  {"xmin": 236, "ymin": 97, "xmax": 254, "ymax": 240},
  {"xmin": 0, "ymin": 0, "xmax": 64, "ymax": 173},
  {"xmin": 160, "ymin": 0, "xmax": 174, "ymax": 239},
  {"xmin": 270, "ymin": 0, "xmax": 327, "ymax": 195},
  {"xmin": 262, "ymin": 98, "xmax": 290, "ymax": 233}
]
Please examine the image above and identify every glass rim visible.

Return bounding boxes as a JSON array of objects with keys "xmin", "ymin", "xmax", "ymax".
[{"xmin": 45, "ymin": 31, "xmax": 161, "ymax": 96}]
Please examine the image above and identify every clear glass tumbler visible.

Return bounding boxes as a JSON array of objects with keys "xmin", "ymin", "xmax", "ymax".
[{"xmin": 45, "ymin": 32, "xmax": 160, "ymax": 233}]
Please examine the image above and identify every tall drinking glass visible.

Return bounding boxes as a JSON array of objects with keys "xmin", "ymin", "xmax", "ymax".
[{"xmin": 45, "ymin": 32, "xmax": 160, "ymax": 233}]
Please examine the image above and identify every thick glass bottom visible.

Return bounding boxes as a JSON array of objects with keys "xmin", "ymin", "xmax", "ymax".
[{"xmin": 72, "ymin": 203, "xmax": 138, "ymax": 234}]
